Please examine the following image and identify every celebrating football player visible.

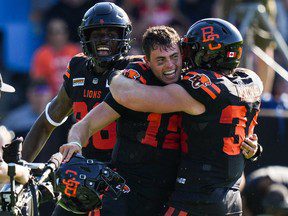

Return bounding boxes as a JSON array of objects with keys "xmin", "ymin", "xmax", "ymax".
[
  {"xmin": 22, "ymin": 2, "xmax": 141, "ymax": 215},
  {"xmin": 60, "ymin": 22, "xmax": 261, "ymax": 215},
  {"xmin": 110, "ymin": 19, "xmax": 263, "ymax": 215},
  {"xmin": 60, "ymin": 26, "xmax": 183, "ymax": 216}
]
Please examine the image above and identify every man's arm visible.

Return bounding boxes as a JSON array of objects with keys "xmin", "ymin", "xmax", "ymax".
[
  {"xmin": 110, "ymin": 75, "xmax": 205, "ymax": 115},
  {"xmin": 60, "ymin": 102, "xmax": 120, "ymax": 162},
  {"xmin": 0, "ymin": 162, "xmax": 30, "ymax": 184},
  {"xmin": 22, "ymin": 86, "xmax": 73, "ymax": 162}
]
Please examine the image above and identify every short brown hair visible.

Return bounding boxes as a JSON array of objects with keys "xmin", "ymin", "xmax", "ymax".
[{"xmin": 142, "ymin": 26, "xmax": 180, "ymax": 59}]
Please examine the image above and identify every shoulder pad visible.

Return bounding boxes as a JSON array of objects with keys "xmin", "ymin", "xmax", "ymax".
[
  {"xmin": 182, "ymin": 69, "xmax": 221, "ymax": 101},
  {"xmin": 235, "ymin": 67, "xmax": 264, "ymax": 95}
]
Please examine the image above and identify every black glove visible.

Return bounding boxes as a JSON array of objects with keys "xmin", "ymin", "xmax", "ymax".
[
  {"xmin": 249, "ymin": 143, "xmax": 263, "ymax": 162},
  {"xmin": 3, "ymin": 137, "xmax": 23, "ymax": 163}
]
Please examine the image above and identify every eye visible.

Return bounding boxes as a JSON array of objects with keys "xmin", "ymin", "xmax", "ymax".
[
  {"xmin": 172, "ymin": 54, "xmax": 179, "ymax": 60},
  {"xmin": 157, "ymin": 59, "xmax": 165, "ymax": 65}
]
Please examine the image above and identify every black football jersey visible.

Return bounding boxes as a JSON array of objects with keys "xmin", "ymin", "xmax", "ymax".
[
  {"xmin": 176, "ymin": 68, "xmax": 263, "ymax": 194},
  {"xmin": 105, "ymin": 61, "xmax": 182, "ymax": 186},
  {"xmin": 63, "ymin": 53, "xmax": 142, "ymax": 162}
]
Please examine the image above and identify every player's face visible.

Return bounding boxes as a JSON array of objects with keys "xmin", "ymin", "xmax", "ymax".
[
  {"xmin": 89, "ymin": 27, "xmax": 121, "ymax": 57},
  {"xmin": 146, "ymin": 44, "xmax": 182, "ymax": 84}
]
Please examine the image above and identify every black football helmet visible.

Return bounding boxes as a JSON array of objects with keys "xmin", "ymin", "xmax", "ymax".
[
  {"xmin": 78, "ymin": 2, "xmax": 132, "ymax": 68},
  {"xmin": 56, "ymin": 154, "xmax": 129, "ymax": 214},
  {"xmin": 181, "ymin": 18, "xmax": 243, "ymax": 73}
]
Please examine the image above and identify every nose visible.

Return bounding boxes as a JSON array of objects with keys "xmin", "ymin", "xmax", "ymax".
[
  {"xmin": 95, "ymin": 29, "xmax": 110, "ymax": 40},
  {"xmin": 166, "ymin": 59, "xmax": 174, "ymax": 69}
]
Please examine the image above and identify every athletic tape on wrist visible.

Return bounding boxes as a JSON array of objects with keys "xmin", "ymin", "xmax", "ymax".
[
  {"xmin": 69, "ymin": 141, "xmax": 82, "ymax": 149},
  {"xmin": 45, "ymin": 102, "xmax": 68, "ymax": 127}
]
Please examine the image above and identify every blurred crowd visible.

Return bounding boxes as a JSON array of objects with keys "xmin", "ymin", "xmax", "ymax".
[
  {"xmin": 1, "ymin": 0, "xmax": 288, "ymax": 116},
  {"xmin": 0, "ymin": 1, "xmax": 288, "ymax": 215}
]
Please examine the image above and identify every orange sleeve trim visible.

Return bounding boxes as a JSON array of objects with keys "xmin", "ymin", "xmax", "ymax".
[
  {"xmin": 179, "ymin": 211, "xmax": 188, "ymax": 216},
  {"xmin": 137, "ymin": 62, "xmax": 148, "ymax": 71},
  {"xmin": 211, "ymin": 83, "xmax": 221, "ymax": 94},
  {"xmin": 65, "ymin": 71, "xmax": 70, "ymax": 78},
  {"xmin": 164, "ymin": 207, "xmax": 175, "ymax": 216},
  {"xmin": 201, "ymin": 86, "xmax": 217, "ymax": 99}
]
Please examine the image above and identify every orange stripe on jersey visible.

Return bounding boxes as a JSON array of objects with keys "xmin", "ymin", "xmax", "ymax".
[
  {"xmin": 248, "ymin": 110, "xmax": 259, "ymax": 136},
  {"xmin": 201, "ymin": 85, "xmax": 217, "ymax": 99},
  {"xmin": 211, "ymin": 83, "xmax": 221, "ymax": 94},
  {"xmin": 213, "ymin": 72, "xmax": 222, "ymax": 78},
  {"xmin": 65, "ymin": 71, "xmax": 70, "ymax": 78},
  {"xmin": 136, "ymin": 62, "xmax": 149, "ymax": 71},
  {"xmin": 164, "ymin": 207, "xmax": 175, "ymax": 216},
  {"xmin": 179, "ymin": 211, "xmax": 188, "ymax": 216},
  {"xmin": 88, "ymin": 209, "xmax": 100, "ymax": 216}
]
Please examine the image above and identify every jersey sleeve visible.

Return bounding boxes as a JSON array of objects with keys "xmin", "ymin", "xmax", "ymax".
[
  {"xmin": 122, "ymin": 62, "xmax": 148, "ymax": 84},
  {"xmin": 104, "ymin": 93, "xmax": 130, "ymax": 116},
  {"xmin": 179, "ymin": 71, "xmax": 222, "ymax": 106},
  {"xmin": 63, "ymin": 59, "xmax": 73, "ymax": 98}
]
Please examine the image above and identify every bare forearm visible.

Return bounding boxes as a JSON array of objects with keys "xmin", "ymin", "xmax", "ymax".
[
  {"xmin": 109, "ymin": 74, "xmax": 133, "ymax": 105},
  {"xmin": 22, "ymin": 114, "xmax": 56, "ymax": 162},
  {"xmin": 68, "ymin": 102, "xmax": 120, "ymax": 146},
  {"xmin": 67, "ymin": 120, "xmax": 91, "ymax": 147},
  {"xmin": 0, "ymin": 163, "xmax": 30, "ymax": 184}
]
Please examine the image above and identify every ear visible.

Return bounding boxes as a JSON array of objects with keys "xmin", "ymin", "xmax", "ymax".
[{"xmin": 144, "ymin": 55, "xmax": 150, "ymax": 67}]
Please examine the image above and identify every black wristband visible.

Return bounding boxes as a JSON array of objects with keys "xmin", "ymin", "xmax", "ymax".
[{"xmin": 249, "ymin": 143, "xmax": 263, "ymax": 162}]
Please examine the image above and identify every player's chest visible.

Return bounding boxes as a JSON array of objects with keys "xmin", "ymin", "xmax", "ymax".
[{"xmin": 70, "ymin": 75, "xmax": 110, "ymax": 104}]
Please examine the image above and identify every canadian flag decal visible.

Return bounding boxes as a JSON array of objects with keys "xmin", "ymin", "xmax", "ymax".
[{"xmin": 227, "ymin": 52, "xmax": 236, "ymax": 58}]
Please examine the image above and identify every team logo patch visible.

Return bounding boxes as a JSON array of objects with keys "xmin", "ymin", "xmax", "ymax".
[
  {"xmin": 123, "ymin": 69, "xmax": 147, "ymax": 84},
  {"xmin": 73, "ymin": 78, "xmax": 85, "ymax": 87},
  {"xmin": 189, "ymin": 74, "xmax": 212, "ymax": 89},
  {"xmin": 92, "ymin": 78, "xmax": 98, "ymax": 84},
  {"xmin": 62, "ymin": 170, "xmax": 80, "ymax": 197},
  {"xmin": 201, "ymin": 26, "xmax": 221, "ymax": 50},
  {"xmin": 123, "ymin": 69, "xmax": 141, "ymax": 80},
  {"xmin": 116, "ymin": 184, "xmax": 131, "ymax": 193},
  {"xmin": 176, "ymin": 177, "xmax": 186, "ymax": 184}
]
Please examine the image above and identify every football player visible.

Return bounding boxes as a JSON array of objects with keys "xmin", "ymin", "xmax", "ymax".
[
  {"xmin": 22, "ymin": 2, "xmax": 141, "ymax": 216},
  {"xmin": 60, "ymin": 26, "xmax": 183, "ymax": 216},
  {"xmin": 60, "ymin": 24, "xmax": 260, "ymax": 215},
  {"xmin": 109, "ymin": 18, "xmax": 263, "ymax": 215}
]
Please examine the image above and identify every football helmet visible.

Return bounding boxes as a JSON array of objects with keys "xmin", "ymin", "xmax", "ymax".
[
  {"xmin": 181, "ymin": 18, "xmax": 243, "ymax": 72},
  {"xmin": 78, "ymin": 2, "xmax": 132, "ymax": 68},
  {"xmin": 56, "ymin": 154, "xmax": 129, "ymax": 214}
]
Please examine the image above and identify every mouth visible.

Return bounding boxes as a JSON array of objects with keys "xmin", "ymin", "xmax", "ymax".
[
  {"xmin": 163, "ymin": 69, "xmax": 176, "ymax": 78},
  {"xmin": 96, "ymin": 45, "xmax": 110, "ymax": 56}
]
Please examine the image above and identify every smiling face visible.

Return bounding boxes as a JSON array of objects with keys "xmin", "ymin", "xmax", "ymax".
[
  {"xmin": 89, "ymin": 27, "xmax": 122, "ymax": 57},
  {"xmin": 146, "ymin": 43, "xmax": 182, "ymax": 84}
]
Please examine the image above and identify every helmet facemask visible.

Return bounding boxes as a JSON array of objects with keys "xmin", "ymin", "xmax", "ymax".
[{"xmin": 79, "ymin": 26, "xmax": 131, "ymax": 68}]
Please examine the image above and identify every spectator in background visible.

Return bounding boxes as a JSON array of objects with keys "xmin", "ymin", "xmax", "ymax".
[
  {"xmin": 177, "ymin": 0, "xmax": 217, "ymax": 25},
  {"xmin": 43, "ymin": 0, "xmax": 95, "ymax": 42},
  {"xmin": 119, "ymin": 0, "xmax": 188, "ymax": 54},
  {"xmin": 2, "ymin": 80, "xmax": 53, "ymax": 138},
  {"xmin": 215, "ymin": 0, "xmax": 277, "ymax": 96},
  {"xmin": 30, "ymin": 18, "xmax": 80, "ymax": 95}
]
